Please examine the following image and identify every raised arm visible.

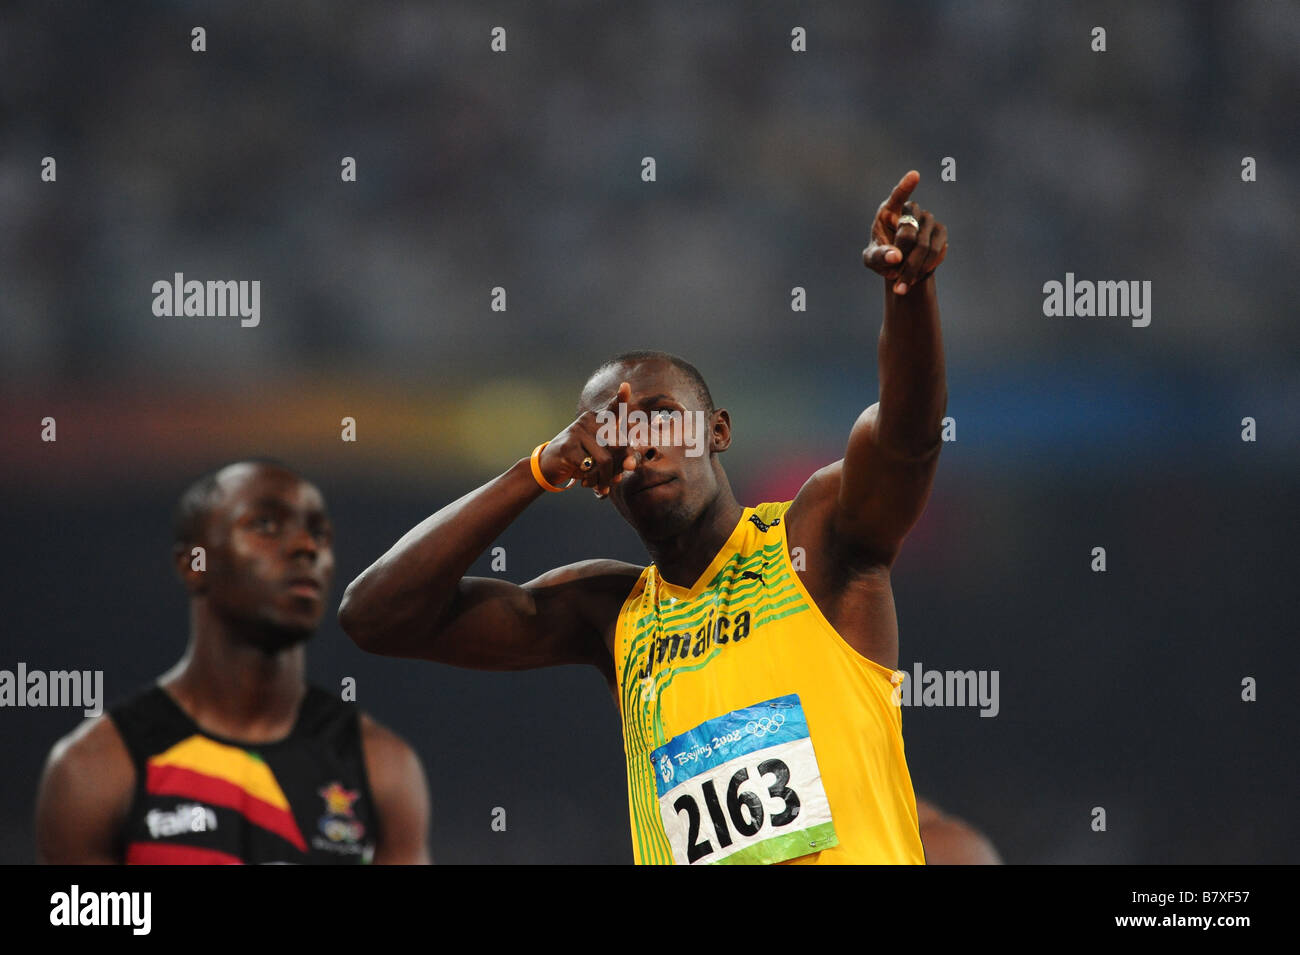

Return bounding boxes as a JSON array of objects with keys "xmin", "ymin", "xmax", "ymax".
[
  {"xmin": 831, "ymin": 170, "xmax": 949, "ymax": 567},
  {"xmin": 338, "ymin": 384, "xmax": 640, "ymax": 677}
]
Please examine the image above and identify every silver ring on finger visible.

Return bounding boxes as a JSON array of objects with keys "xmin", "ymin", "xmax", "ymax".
[{"xmin": 897, "ymin": 214, "xmax": 920, "ymax": 230}]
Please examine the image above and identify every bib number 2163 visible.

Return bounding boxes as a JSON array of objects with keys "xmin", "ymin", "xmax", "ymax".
[{"xmin": 651, "ymin": 694, "xmax": 837, "ymax": 865}]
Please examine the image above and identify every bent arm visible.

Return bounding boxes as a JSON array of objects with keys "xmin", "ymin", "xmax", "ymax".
[
  {"xmin": 339, "ymin": 458, "xmax": 633, "ymax": 675},
  {"xmin": 339, "ymin": 457, "xmax": 546, "ymax": 655}
]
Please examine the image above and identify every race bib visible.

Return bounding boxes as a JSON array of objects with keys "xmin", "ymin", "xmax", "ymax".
[{"xmin": 651, "ymin": 694, "xmax": 838, "ymax": 865}]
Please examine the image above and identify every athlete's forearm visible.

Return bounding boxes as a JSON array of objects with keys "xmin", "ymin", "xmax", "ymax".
[
  {"xmin": 875, "ymin": 276, "xmax": 947, "ymax": 458},
  {"xmin": 338, "ymin": 458, "xmax": 545, "ymax": 652}
]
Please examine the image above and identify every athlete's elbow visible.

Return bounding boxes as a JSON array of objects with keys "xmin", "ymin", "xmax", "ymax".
[
  {"xmin": 338, "ymin": 579, "xmax": 382, "ymax": 652},
  {"xmin": 339, "ymin": 580, "xmax": 433, "ymax": 658}
]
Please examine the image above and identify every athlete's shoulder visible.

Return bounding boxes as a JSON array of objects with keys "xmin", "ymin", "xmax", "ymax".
[
  {"xmin": 785, "ymin": 463, "xmax": 891, "ymax": 569},
  {"xmin": 789, "ymin": 461, "xmax": 844, "ymax": 516},
  {"xmin": 59, "ymin": 681, "xmax": 167, "ymax": 766},
  {"xmin": 357, "ymin": 711, "xmax": 432, "ymax": 863},
  {"xmin": 782, "ymin": 462, "xmax": 844, "ymax": 546},
  {"xmin": 37, "ymin": 712, "xmax": 137, "ymax": 855},
  {"xmin": 527, "ymin": 558, "xmax": 645, "ymax": 588},
  {"xmin": 46, "ymin": 710, "xmax": 133, "ymax": 775},
  {"xmin": 357, "ymin": 710, "xmax": 418, "ymax": 763},
  {"xmin": 527, "ymin": 559, "xmax": 648, "ymax": 633}
]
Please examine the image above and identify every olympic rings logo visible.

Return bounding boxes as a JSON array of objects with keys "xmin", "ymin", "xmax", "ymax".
[
  {"xmin": 321, "ymin": 818, "xmax": 365, "ymax": 843},
  {"xmin": 744, "ymin": 714, "xmax": 785, "ymax": 737}
]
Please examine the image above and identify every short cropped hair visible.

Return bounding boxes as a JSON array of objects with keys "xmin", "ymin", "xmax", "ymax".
[
  {"xmin": 581, "ymin": 350, "xmax": 714, "ymax": 414},
  {"xmin": 172, "ymin": 458, "xmax": 295, "ymax": 547}
]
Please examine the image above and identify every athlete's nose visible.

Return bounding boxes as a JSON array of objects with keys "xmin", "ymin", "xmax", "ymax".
[
  {"xmin": 286, "ymin": 521, "xmax": 319, "ymax": 561},
  {"xmin": 623, "ymin": 426, "xmax": 657, "ymax": 466}
]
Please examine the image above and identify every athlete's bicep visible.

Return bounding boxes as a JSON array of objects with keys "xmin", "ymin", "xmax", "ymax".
[
  {"xmin": 430, "ymin": 576, "xmax": 596, "ymax": 669},
  {"xmin": 420, "ymin": 560, "xmax": 637, "ymax": 674},
  {"xmin": 833, "ymin": 402, "xmax": 941, "ymax": 567},
  {"xmin": 35, "ymin": 717, "xmax": 134, "ymax": 864}
]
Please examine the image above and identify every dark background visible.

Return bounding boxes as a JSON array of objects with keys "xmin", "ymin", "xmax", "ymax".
[{"xmin": 1, "ymin": 1, "xmax": 1296, "ymax": 863}]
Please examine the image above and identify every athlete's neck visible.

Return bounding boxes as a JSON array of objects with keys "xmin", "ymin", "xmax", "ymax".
[
  {"xmin": 160, "ymin": 607, "xmax": 309, "ymax": 744},
  {"xmin": 643, "ymin": 487, "xmax": 745, "ymax": 589}
]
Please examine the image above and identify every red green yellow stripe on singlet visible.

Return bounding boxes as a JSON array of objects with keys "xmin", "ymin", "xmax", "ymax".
[
  {"xmin": 126, "ymin": 843, "xmax": 244, "ymax": 865},
  {"xmin": 145, "ymin": 735, "xmax": 306, "ymax": 852}
]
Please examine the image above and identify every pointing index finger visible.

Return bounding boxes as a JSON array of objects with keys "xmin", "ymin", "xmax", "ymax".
[
  {"xmin": 883, "ymin": 170, "xmax": 920, "ymax": 215},
  {"xmin": 605, "ymin": 381, "xmax": 631, "ymax": 413},
  {"xmin": 597, "ymin": 382, "xmax": 631, "ymax": 456}
]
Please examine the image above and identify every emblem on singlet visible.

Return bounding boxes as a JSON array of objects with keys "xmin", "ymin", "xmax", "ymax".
[{"xmin": 314, "ymin": 781, "xmax": 370, "ymax": 859}]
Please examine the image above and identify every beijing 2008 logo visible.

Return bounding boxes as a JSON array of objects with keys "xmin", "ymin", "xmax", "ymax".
[{"xmin": 659, "ymin": 754, "xmax": 674, "ymax": 784}]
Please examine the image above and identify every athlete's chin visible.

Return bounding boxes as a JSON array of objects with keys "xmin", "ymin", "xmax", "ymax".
[
  {"xmin": 248, "ymin": 615, "xmax": 319, "ymax": 653},
  {"xmin": 628, "ymin": 500, "xmax": 696, "ymax": 542}
]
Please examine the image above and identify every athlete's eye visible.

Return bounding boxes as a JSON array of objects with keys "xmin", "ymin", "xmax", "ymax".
[{"xmin": 254, "ymin": 516, "xmax": 279, "ymax": 533}]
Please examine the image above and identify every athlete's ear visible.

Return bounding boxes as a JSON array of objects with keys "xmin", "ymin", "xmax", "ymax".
[
  {"xmin": 710, "ymin": 409, "xmax": 732, "ymax": 453},
  {"xmin": 173, "ymin": 541, "xmax": 209, "ymax": 595}
]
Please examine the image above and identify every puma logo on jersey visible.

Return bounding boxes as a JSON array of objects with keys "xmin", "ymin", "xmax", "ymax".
[{"xmin": 739, "ymin": 569, "xmax": 766, "ymax": 584}]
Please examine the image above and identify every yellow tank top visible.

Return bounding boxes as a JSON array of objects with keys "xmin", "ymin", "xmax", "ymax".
[{"xmin": 613, "ymin": 501, "xmax": 924, "ymax": 865}]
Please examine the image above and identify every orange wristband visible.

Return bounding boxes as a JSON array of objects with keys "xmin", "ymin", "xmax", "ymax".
[{"xmin": 530, "ymin": 442, "xmax": 574, "ymax": 492}]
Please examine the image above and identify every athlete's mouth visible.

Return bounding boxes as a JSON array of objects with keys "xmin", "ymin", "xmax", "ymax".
[
  {"xmin": 285, "ymin": 576, "xmax": 323, "ymax": 598},
  {"xmin": 630, "ymin": 475, "xmax": 675, "ymax": 497}
]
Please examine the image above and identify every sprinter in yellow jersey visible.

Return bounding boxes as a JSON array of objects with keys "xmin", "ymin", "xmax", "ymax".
[{"xmin": 342, "ymin": 170, "xmax": 949, "ymax": 864}]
